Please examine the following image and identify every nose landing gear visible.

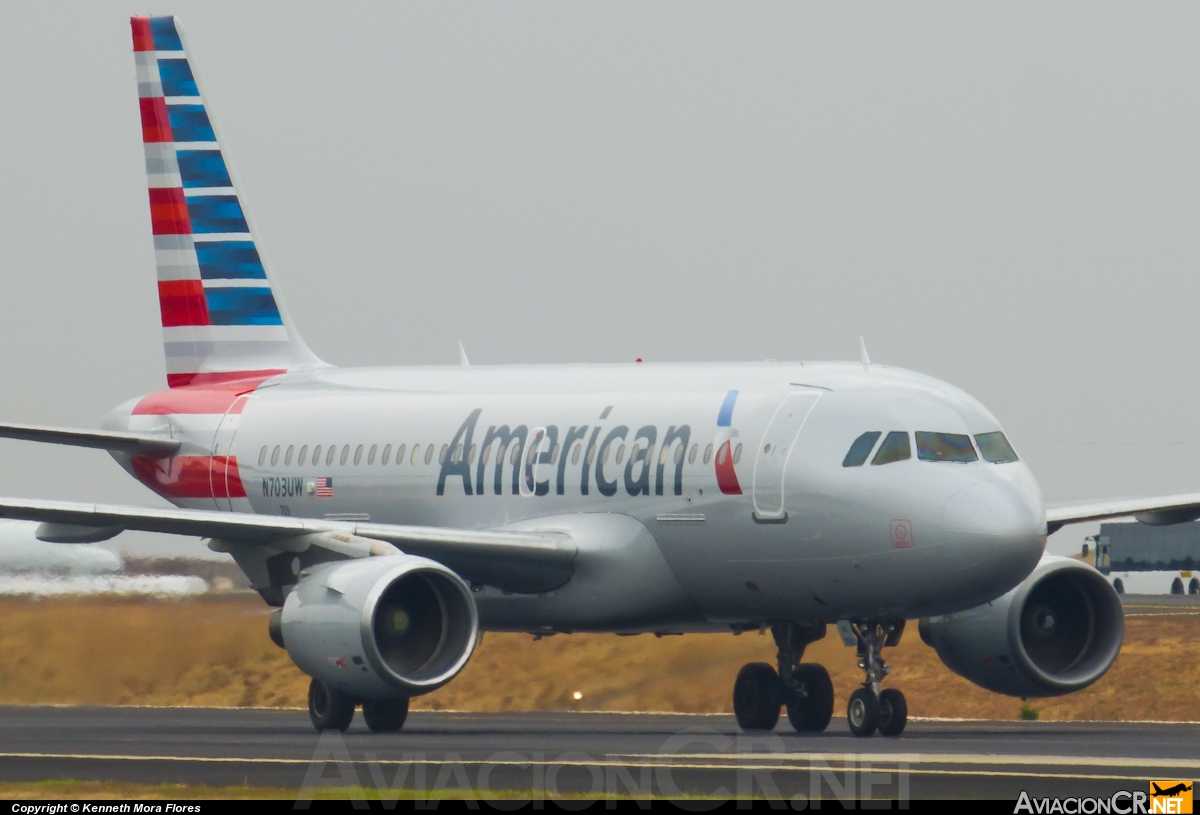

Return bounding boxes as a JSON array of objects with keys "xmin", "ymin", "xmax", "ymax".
[
  {"xmin": 845, "ymin": 620, "xmax": 907, "ymax": 737},
  {"xmin": 732, "ymin": 623, "xmax": 833, "ymax": 733}
]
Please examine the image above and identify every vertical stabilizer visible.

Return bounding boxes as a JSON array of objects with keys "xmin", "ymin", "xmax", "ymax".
[{"xmin": 131, "ymin": 16, "xmax": 324, "ymax": 387}]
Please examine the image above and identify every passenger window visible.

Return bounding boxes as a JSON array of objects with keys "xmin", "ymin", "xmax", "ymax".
[
  {"xmin": 368, "ymin": 444, "xmax": 378, "ymax": 465},
  {"xmin": 341, "ymin": 445, "xmax": 350, "ymax": 466},
  {"xmin": 688, "ymin": 444, "xmax": 697, "ymax": 464},
  {"xmin": 396, "ymin": 444, "xmax": 406, "ymax": 464},
  {"xmin": 587, "ymin": 444, "xmax": 596, "ymax": 465},
  {"xmin": 284, "ymin": 445, "xmax": 294, "ymax": 466},
  {"xmin": 298, "ymin": 445, "xmax": 308, "ymax": 467},
  {"xmin": 326, "ymin": 445, "xmax": 336, "ymax": 466},
  {"xmin": 481, "ymin": 444, "xmax": 491, "ymax": 466},
  {"xmin": 271, "ymin": 446, "xmax": 281, "ymax": 466},
  {"xmin": 571, "ymin": 444, "xmax": 582, "ymax": 465},
  {"xmin": 842, "ymin": 432, "xmax": 881, "ymax": 467},
  {"xmin": 704, "ymin": 444, "xmax": 713, "ymax": 464},
  {"xmin": 733, "ymin": 443, "xmax": 743, "ymax": 464},
  {"xmin": 550, "ymin": 443, "xmax": 560, "ymax": 465},
  {"xmin": 509, "ymin": 444, "xmax": 520, "ymax": 466},
  {"xmin": 410, "ymin": 444, "xmax": 419, "ymax": 465},
  {"xmin": 975, "ymin": 431, "xmax": 1019, "ymax": 463},
  {"xmin": 453, "ymin": 443, "xmax": 463, "ymax": 464},
  {"xmin": 675, "ymin": 445, "xmax": 684, "ymax": 465},
  {"xmin": 616, "ymin": 444, "xmax": 626, "ymax": 464},
  {"xmin": 425, "ymin": 445, "xmax": 435, "ymax": 465},
  {"xmin": 439, "ymin": 444, "xmax": 448, "ymax": 464},
  {"xmin": 381, "ymin": 444, "xmax": 390, "ymax": 465},
  {"xmin": 916, "ymin": 432, "xmax": 978, "ymax": 463},
  {"xmin": 258, "ymin": 446, "xmax": 268, "ymax": 467},
  {"xmin": 469, "ymin": 444, "xmax": 477, "ymax": 465},
  {"xmin": 871, "ymin": 432, "xmax": 911, "ymax": 465},
  {"xmin": 312, "ymin": 445, "xmax": 321, "ymax": 466}
]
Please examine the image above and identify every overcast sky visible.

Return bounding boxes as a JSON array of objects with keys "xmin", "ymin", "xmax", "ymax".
[{"xmin": 2, "ymin": 3, "xmax": 1199, "ymax": 559}]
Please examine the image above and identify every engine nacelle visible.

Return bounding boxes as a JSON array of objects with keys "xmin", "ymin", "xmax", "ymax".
[
  {"xmin": 918, "ymin": 555, "xmax": 1124, "ymax": 697},
  {"xmin": 280, "ymin": 554, "xmax": 478, "ymax": 699}
]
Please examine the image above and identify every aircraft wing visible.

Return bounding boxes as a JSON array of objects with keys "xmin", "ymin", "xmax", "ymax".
[
  {"xmin": 0, "ymin": 497, "xmax": 576, "ymax": 592},
  {"xmin": 1046, "ymin": 491, "xmax": 1200, "ymax": 533},
  {"xmin": 0, "ymin": 422, "xmax": 179, "ymax": 457}
]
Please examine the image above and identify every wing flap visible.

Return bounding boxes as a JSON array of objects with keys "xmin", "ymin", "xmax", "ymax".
[{"xmin": 0, "ymin": 497, "xmax": 575, "ymax": 592}]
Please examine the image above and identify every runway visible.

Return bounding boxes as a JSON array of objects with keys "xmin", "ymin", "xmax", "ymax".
[{"xmin": 0, "ymin": 707, "xmax": 1196, "ymax": 799}]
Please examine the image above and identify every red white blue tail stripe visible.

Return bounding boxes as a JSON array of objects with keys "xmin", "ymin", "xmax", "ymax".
[{"xmin": 132, "ymin": 16, "xmax": 320, "ymax": 388}]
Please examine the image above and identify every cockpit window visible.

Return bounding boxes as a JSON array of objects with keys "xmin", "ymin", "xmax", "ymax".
[
  {"xmin": 916, "ymin": 431, "xmax": 978, "ymax": 462},
  {"xmin": 871, "ymin": 431, "xmax": 911, "ymax": 465},
  {"xmin": 975, "ymin": 431, "xmax": 1019, "ymax": 463},
  {"xmin": 843, "ymin": 432, "xmax": 881, "ymax": 467}
]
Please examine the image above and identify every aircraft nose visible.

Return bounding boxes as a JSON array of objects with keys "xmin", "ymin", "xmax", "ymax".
[{"xmin": 940, "ymin": 477, "xmax": 1046, "ymax": 598}]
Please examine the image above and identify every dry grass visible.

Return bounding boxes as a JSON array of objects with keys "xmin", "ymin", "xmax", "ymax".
[{"xmin": 0, "ymin": 596, "xmax": 1195, "ymax": 721}]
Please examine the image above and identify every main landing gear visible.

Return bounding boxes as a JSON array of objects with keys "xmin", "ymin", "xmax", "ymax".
[
  {"xmin": 845, "ymin": 621, "xmax": 907, "ymax": 738},
  {"xmin": 732, "ymin": 623, "xmax": 834, "ymax": 733},
  {"xmin": 307, "ymin": 678, "xmax": 410, "ymax": 733}
]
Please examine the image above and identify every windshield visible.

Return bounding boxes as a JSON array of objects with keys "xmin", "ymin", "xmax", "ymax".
[
  {"xmin": 975, "ymin": 431, "xmax": 1019, "ymax": 463},
  {"xmin": 915, "ymin": 431, "xmax": 978, "ymax": 463},
  {"xmin": 871, "ymin": 431, "xmax": 911, "ymax": 465},
  {"xmin": 842, "ymin": 431, "xmax": 881, "ymax": 467}
]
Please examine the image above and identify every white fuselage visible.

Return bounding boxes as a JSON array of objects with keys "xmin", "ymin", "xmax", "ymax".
[{"xmin": 107, "ymin": 360, "xmax": 1047, "ymax": 631}]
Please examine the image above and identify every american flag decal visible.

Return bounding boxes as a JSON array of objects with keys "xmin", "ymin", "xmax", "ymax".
[{"xmin": 315, "ymin": 477, "xmax": 333, "ymax": 498}]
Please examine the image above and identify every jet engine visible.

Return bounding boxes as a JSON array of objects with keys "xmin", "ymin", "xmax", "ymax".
[
  {"xmin": 279, "ymin": 554, "xmax": 478, "ymax": 699},
  {"xmin": 918, "ymin": 555, "xmax": 1124, "ymax": 697}
]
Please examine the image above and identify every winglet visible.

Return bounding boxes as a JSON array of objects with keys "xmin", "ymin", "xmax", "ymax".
[
  {"xmin": 859, "ymin": 336, "xmax": 871, "ymax": 365},
  {"xmin": 458, "ymin": 340, "xmax": 470, "ymax": 367}
]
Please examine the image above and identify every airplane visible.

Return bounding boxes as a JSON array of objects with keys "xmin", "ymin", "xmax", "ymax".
[
  {"xmin": 1152, "ymin": 783, "xmax": 1193, "ymax": 798},
  {"xmin": 3, "ymin": 15, "xmax": 1200, "ymax": 737}
]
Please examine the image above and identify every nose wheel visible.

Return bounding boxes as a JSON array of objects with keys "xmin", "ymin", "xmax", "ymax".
[
  {"xmin": 844, "ymin": 620, "xmax": 908, "ymax": 737},
  {"xmin": 731, "ymin": 623, "xmax": 833, "ymax": 733}
]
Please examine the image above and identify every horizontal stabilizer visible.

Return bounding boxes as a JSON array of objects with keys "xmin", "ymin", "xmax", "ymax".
[
  {"xmin": 0, "ymin": 422, "xmax": 180, "ymax": 457},
  {"xmin": 0, "ymin": 496, "xmax": 576, "ymax": 593}
]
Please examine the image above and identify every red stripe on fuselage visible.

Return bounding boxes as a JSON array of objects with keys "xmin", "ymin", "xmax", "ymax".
[
  {"xmin": 139, "ymin": 97, "xmax": 172, "ymax": 143},
  {"xmin": 133, "ymin": 375, "xmax": 278, "ymax": 414},
  {"xmin": 130, "ymin": 18, "xmax": 155, "ymax": 52},
  {"xmin": 131, "ymin": 455, "xmax": 247, "ymax": 499}
]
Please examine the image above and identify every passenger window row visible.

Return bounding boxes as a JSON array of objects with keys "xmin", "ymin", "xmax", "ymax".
[
  {"xmin": 842, "ymin": 430, "xmax": 1018, "ymax": 467},
  {"xmin": 256, "ymin": 440, "xmax": 748, "ymax": 470}
]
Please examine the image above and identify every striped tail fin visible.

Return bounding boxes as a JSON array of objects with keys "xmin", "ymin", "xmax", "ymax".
[{"xmin": 131, "ymin": 16, "xmax": 324, "ymax": 388}]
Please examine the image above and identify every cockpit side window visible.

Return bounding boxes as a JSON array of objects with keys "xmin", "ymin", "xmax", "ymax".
[
  {"xmin": 915, "ymin": 431, "xmax": 978, "ymax": 462},
  {"xmin": 975, "ymin": 431, "xmax": 1019, "ymax": 463},
  {"xmin": 871, "ymin": 431, "xmax": 911, "ymax": 465},
  {"xmin": 842, "ymin": 432, "xmax": 881, "ymax": 467}
]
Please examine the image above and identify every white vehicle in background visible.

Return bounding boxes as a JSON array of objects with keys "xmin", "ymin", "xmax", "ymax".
[{"xmin": 1088, "ymin": 523, "xmax": 1200, "ymax": 595}]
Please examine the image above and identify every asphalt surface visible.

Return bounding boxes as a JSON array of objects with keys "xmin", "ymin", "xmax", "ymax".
[
  {"xmin": 0, "ymin": 706, "xmax": 1196, "ymax": 800},
  {"xmin": 1122, "ymin": 593, "xmax": 1200, "ymax": 618}
]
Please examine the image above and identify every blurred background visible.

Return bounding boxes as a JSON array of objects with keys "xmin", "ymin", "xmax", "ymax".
[{"xmin": 1, "ymin": 3, "xmax": 1199, "ymax": 566}]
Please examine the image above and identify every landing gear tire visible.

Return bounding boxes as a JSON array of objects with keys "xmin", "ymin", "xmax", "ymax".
[
  {"xmin": 847, "ymin": 687, "xmax": 879, "ymax": 737},
  {"xmin": 877, "ymin": 688, "xmax": 907, "ymax": 737},
  {"xmin": 308, "ymin": 678, "xmax": 355, "ymax": 732},
  {"xmin": 362, "ymin": 698, "xmax": 409, "ymax": 733},
  {"xmin": 733, "ymin": 662, "xmax": 782, "ymax": 731},
  {"xmin": 785, "ymin": 663, "xmax": 834, "ymax": 733}
]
